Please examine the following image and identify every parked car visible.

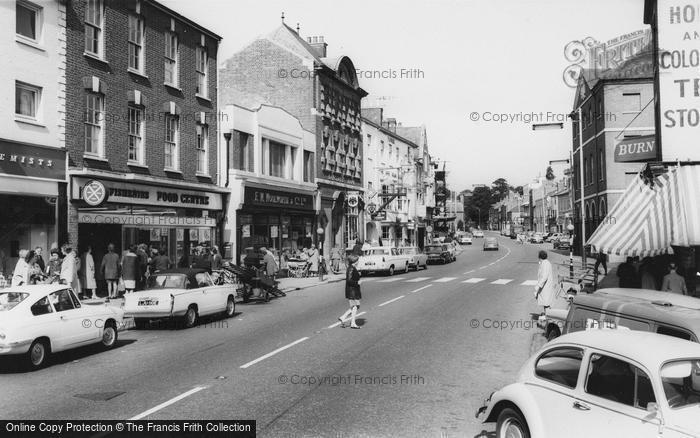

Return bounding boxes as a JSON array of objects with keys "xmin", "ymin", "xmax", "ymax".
[
  {"xmin": 458, "ymin": 233, "xmax": 473, "ymax": 245},
  {"xmin": 529, "ymin": 233, "xmax": 545, "ymax": 244},
  {"xmin": 123, "ymin": 268, "xmax": 237, "ymax": 329},
  {"xmin": 477, "ymin": 330, "xmax": 700, "ymax": 438},
  {"xmin": 553, "ymin": 288, "xmax": 700, "ymax": 342},
  {"xmin": 554, "ymin": 235, "xmax": 571, "ymax": 250},
  {"xmin": 546, "ymin": 232, "xmax": 562, "ymax": 243},
  {"xmin": 0, "ymin": 285, "xmax": 125, "ymax": 370},
  {"xmin": 473, "ymin": 229, "xmax": 485, "ymax": 238},
  {"xmin": 400, "ymin": 247, "xmax": 428, "ymax": 271},
  {"xmin": 356, "ymin": 247, "xmax": 410, "ymax": 276},
  {"xmin": 483, "ymin": 237, "xmax": 499, "ymax": 251},
  {"xmin": 424, "ymin": 244, "xmax": 454, "ymax": 264}
]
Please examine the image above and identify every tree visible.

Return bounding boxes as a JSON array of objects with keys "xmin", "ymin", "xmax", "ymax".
[
  {"xmin": 457, "ymin": 219, "xmax": 464, "ymax": 231},
  {"xmin": 465, "ymin": 186, "xmax": 494, "ymax": 225},
  {"xmin": 546, "ymin": 166, "xmax": 556, "ymax": 180},
  {"xmin": 491, "ymin": 178, "xmax": 510, "ymax": 201},
  {"xmin": 513, "ymin": 185, "xmax": 524, "ymax": 196}
]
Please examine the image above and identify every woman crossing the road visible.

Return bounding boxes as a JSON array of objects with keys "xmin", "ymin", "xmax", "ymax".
[{"xmin": 337, "ymin": 254, "xmax": 362, "ymax": 329}]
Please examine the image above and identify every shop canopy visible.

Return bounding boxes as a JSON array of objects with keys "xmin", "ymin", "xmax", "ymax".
[{"xmin": 587, "ymin": 164, "xmax": 700, "ymax": 257}]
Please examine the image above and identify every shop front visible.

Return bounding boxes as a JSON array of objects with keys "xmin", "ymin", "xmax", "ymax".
[
  {"xmin": 0, "ymin": 140, "xmax": 67, "ymax": 280},
  {"xmin": 235, "ymin": 186, "xmax": 316, "ymax": 263},
  {"xmin": 70, "ymin": 176, "xmax": 224, "ymax": 271}
]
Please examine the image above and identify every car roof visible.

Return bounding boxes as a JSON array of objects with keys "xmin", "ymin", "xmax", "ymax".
[
  {"xmin": 572, "ymin": 289, "xmax": 700, "ymax": 333},
  {"xmin": 549, "ymin": 330, "xmax": 700, "ymax": 367},
  {"xmin": 0, "ymin": 284, "xmax": 72, "ymax": 296}
]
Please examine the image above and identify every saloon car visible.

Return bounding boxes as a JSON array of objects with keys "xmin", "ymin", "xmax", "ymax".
[
  {"xmin": 356, "ymin": 247, "xmax": 410, "ymax": 276},
  {"xmin": 123, "ymin": 269, "xmax": 236, "ymax": 329},
  {"xmin": 400, "ymin": 247, "xmax": 428, "ymax": 271},
  {"xmin": 477, "ymin": 330, "xmax": 700, "ymax": 438},
  {"xmin": 458, "ymin": 233, "xmax": 473, "ymax": 245},
  {"xmin": 0, "ymin": 285, "xmax": 125, "ymax": 369},
  {"xmin": 483, "ymin": 237, "xmax": 499, "ymax": 251},
  {"xmin": 473, "ymin": 229, "xmax": 485, "ymax": 238},
  {"xmin": 424, "ymin": 244, "xmax": 454, "ymax": 264}
]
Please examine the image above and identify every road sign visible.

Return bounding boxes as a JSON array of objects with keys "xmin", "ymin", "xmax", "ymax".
[{"xmin": 426, "ymin": 225, "xmax": 433, "ymax": 233}]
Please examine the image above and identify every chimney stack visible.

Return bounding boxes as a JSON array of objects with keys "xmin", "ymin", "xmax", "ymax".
[
  {"xmin": 307, "ymin": 36, "xmax": 327, "ymax": 58},
  {"xmin": 384, "ymin": 118, "xmax": 397, "ymax": 133}
]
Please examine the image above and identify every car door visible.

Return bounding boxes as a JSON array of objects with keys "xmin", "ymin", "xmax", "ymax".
[
  {"xmin": 569, "ymin": 351, "xmax": 661, "ymax": 438},
  {"xmin": 200, "ymin": 272, "xmax": 226, "ymax": 315},
  {"xmin": 48, "ymin": 289, "xmax": 95, "ymax": 349},
  {"xmin": 26, "ymin": 294, "xmax": 63, "ymax": 350}
]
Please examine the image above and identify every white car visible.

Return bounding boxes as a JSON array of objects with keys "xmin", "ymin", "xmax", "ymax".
[
  {"xmin": 458, "ymin": 233, "xmax": 473, "ymax": 245},
  {"xmin": 477, "ymin": 330, "xmax": 700, "ymax": 438},
  {"xmin": 400, "ymin": 247, "xmax": 428, "ymax": 271},
  {"xmin": 0, "ymin": 284, "xmax": 125, "ymax": 370},
  {"xmin": 357, "ymin": 247, "xmax": 410, "ymax": 276},
  {"xmin": 473, "ymin": 229, "xmax": 485, "ymax": 238},
  {"xmin": 123, "ymin": 268, "xmax": 236, "ymax": 329}
]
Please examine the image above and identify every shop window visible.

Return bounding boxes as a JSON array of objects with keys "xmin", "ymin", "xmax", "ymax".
[
  {"xmin": 15, "ymin": 81, "xmax": 41, "ymax": 121},
  {"xmin": 84, "ymin": 92, "xmax": 104, "ymax": 157},
  {"xmin": 164, "ymin": 32, "xmax": 179, "ymax": 87},
  {"xmin": 196, "ymin": 124, "xmax": 208, "ymax": 174},
  {"xmin": 128, "ymin": 15, "xmax": 144, "ymax": 74},
  {"xmin": 84, "ymin": 0, "xmax": 103, "ymax": 57},
  {"xmin": 232, "ymin": 130, "xmax": 252, "ymax": 172},
  {"xmin": 381, "ymin": 226, "xmax": 390, "ymax": 240},
  {"xmin": 16, "ymin": 0, "xmax": 42, "ymax": 43},
  {"xmin": 268, "ymin": 140, "xmax": 286, "ymax": 178},
  {"xmin": 196, "ymin": 45, "xmax": 208, "ymax": 98},
  {"xmin": 128, "ymin": 105, "xmax": 144, "ymax": 164},
  {"xmin": 303, "ymin": 150, "xmax": 314, "ymax": 182},
  {"xmin": 164, "ymin": 115, "xmax": 179, "ymax": 170}
]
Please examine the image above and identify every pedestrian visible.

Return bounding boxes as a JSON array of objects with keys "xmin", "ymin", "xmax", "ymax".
[
  {"xmin": 121, "ymin": 245, "xmax": 139, "ymax": 293},
  {"xmin": 594, "ymin": 251, "xmax": 608, "ymax": 276},
  {"xmin": 151, "ymin": 248, "xmax": 172, "ymax": 272},
  {"xmin": 261, "ymin": 248, "xmax": 278, "ymax": 279},
  {"xmin": 11, "ymin": 249, "xmax": 30, "ymax": 286},
  {"xmin": 662, "ymin": 263, "xmax": 688, "ymax": 295},
  {"xmin": 617, "ymin": 257, "xmax": 638, "ymax": 288},
  {"xmin": 211, "ymin": 246, "xmax": 223, "ymax": 271},
  {"xmin": 640, "ymin": 257, "xmax": 657, "ymax": 290},
  {"xmin": 136, "ymin": 243, "xmax": 149, "ymax": 290},
  {"xmin": 362, "ymin": 240, "xmax": 371, "ymax": 252},
  {"xmin": 534, "ymin": 250, "xmax": 556, "ymax": 322},
  {"xmin": 337, "ymin": 254, "xmax": 362, "ymax": 329},
  {"xmin": 177, "ymin": 250, "xmax": 191, "ymax": 268},
  {"xmin": 193, "ymin": 246, "xmax": 212, "ymax": 271},
  {"xmin": 45, "ymin": 248, "xmax": 62, "ymax": 282},
  {"xmin": 101, "ymin": 243, "xmax": 120, "ymax": 299},
  {"xmin": 330, "ymin": 246, "xmax": 341, "ymax": 273},
  {"xmin": 308, "ymin": 244, "xmax": 319, "ymax": 276},
  {"xmin": 34, "ymin": 246, "xmax": 45, "ymax": 273},
  {"xmin": 26, "ymin": 250, "xmax": 45, "ymax": 284},
  {"xmin": 59, "ymin": 244, "xmax": 80, "ymax": 292},
  {"xmin": 81, "ymin": 246, "xmax": 97, "ymax": 299},
  {"xmin": 351, "ymin": 239, "xmax": 363, "ymax": 256}
]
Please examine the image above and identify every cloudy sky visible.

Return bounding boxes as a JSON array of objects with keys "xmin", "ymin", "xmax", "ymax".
[{"xmin": 163, "ymin": 0, "xmax": 647, "ymax": 192}]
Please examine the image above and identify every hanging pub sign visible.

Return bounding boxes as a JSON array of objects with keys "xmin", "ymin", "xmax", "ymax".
[
  {"xmin": 347, "ymin": 192, "xmax": 359, "ymax": 208},
  {"xmin": 614, "ymin": 135, "xmax": 657, "ymax": 162}
]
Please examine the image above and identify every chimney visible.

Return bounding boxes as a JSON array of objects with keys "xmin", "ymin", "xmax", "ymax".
[
  {"xmin": 306, "ymin": 36, "xmax": 327, "ymax": 58},
  {"xmin": 385, "ymin": 118, "xmax": 397, "ymax": 133}
]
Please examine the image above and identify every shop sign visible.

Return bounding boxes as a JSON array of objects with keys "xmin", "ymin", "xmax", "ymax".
[
  {"xmin": 270, "ymin": 225, "xmax": 279, "ymax": 238},
  {"xmin": 0, "ymin": 139, "xmax": 66, "ymax": 181},
  {"xmin": 72, "ymin": 177, "xmax": 223, "ymax": 210},
  {"xmin": 614, "ymin": 135, "xmax": 657, "ymax": 162},
  {"xmin": 244, "ymin": 187, "xmax": 314, "ymax": 211},
  {"xmin": 242, "ymin": 224, "xmax": 251, "ymax": 238},
  {"xmin": 372, "ymin": 211, "xmax": 387, "ymax": 220},
  {"xmin": 78, "ymin": 213, "xmax": 216, "ymax": 227},
  {"xmin": 367, "ymin": 203, "xmax": 377, "ymax": 215},
  {"xmin": 347, "ymin": 192, "xmax": 359, "ymax": 208}
]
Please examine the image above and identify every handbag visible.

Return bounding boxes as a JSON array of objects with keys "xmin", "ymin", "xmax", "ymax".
[{"xmin": 118, "ymin": 277, "xmax": 126, "ymax": 292}]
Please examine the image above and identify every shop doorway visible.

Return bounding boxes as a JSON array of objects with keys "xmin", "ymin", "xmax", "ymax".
[{"xmin": 79, "ymin": 224, "xmax": 121, "ymax": 294}]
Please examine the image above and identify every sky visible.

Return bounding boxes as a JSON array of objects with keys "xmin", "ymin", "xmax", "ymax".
[{"xmin": 162, "ymin": 0, "xmax": 648, "ymax": 192}]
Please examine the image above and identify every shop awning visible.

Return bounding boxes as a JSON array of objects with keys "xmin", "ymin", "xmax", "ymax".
[
  {"xmin": 677, "ymin": 164, "xmax": 700, "ymax": 245},
  {"xmin": 588, "ymin": 166, "xmax": 688, "ymax": 257}
]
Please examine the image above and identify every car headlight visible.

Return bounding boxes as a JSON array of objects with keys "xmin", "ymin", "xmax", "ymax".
[{"xmin": 0, "ymin": 332, "xmax": 5, "ymax": 340}]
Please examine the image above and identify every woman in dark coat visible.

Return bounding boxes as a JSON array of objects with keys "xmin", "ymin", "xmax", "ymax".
[{"xmin": 337, "ymin": 254, "xmax": 362, "ymax": 329}]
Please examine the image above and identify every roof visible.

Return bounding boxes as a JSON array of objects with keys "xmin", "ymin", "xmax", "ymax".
[
  {"xmin": 550, "ymin": 330, "xmax": 700, "ymax": 368},
  {"xmin": 1, "ymin": 284, "xmax": 70, "ymax": 296},
  {"xmin": 147, "ymin": 0, "xmax": 222, "ymax": 40},
  {"xmin": 395, "ymin": 126, "xmax": 425, "ymax": 146}
]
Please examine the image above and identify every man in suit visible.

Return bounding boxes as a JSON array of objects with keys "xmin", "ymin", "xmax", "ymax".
[{"xmin": 662, "ymin": 263, "xmax": 688, "ymax": 295}]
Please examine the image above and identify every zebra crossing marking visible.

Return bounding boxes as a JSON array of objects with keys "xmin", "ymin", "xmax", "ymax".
[
  {"xmin": 406, "ymin": 277, "xmax": 431, "ymax": 283},
  {"xmin": 433, "ymin": 277, "xmax": 457, "ymax": 283},
  {"xmin": 377, "ymin": 277, "xmax": 403, "ymax": 283},
  {"xmin": 521, "ymin": 280, "xmax": 538, "ymax": 286},
  {"xmin": 491, "ymin": 279, "xmax": 513, "ymax": 285},
  {"xmin": 462, "ymin": 278, "xmax": 486, "ymax": 283}
]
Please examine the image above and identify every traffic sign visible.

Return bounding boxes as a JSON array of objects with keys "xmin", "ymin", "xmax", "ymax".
[{"xmin": 426, "ymin": 225, "xmax": 433, "ymax": 233}]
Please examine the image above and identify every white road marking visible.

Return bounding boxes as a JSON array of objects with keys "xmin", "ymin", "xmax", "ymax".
[
  {"xmin": 462, "ymin": 278, "xmax": 486, "ymax": 283},
  {"xmin": 410, "ymin": 285, "xmax": 432, "ymax": 293},
  {"xmin": 327, "ymin": 312, "xmax": 367, "ymax": 329},
  {"xmin": 491, "ymin": 279, "xmax": 513, "ymax": 285},
  {"xmin": 129, "ymin": 386, "xmax": 207, "ymax": 420},
  {"xmin": 378, "ymin": 277, "xmax": 403, "ymax": 283},
  {"xmin": 240, "ymin": 337, "xmax": 309, "ymax": 369},
  {"xmin": 433, "ymin": 277, "xmax": 457, "ymax": 283},
  {"xmin": 463, "ymin": 270, "xmax": 475, "ymax": 274},
  {"xmin": 378, "ymin": 295, "xmax": 405, "ymax": 307},
  {"xmin": 521, "ymin": 280, "xmax": 539, "ymax": 286},
  {"xmin": 406, "ymin": 277, "xmax": 431, "ymax": 282},
  {"xmin": 479, "ymin": 266, "xmax": 488, "ymax": 269}
]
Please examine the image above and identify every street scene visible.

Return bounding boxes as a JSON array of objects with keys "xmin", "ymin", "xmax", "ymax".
[{"xmin": 2, "ymin": 0, "xmax": 700, "ymax": 437}]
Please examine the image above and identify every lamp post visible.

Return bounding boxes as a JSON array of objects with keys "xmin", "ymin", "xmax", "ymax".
[
  {"xmin": 567, "ymin": 222, "xmax": 575, "ymax": 278},
  {"xmin": 317, "ymin": 227, "xmax": 325, "ymax": 282}
]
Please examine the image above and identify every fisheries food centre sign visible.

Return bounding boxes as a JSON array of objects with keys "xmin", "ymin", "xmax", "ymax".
[
  {"xmin": 657, "ymin": 2, "xmax": 700, "ymax": 161},
  {"xmin": 614, "ymin": 135, "xmax": 657, "ymax": 162}
]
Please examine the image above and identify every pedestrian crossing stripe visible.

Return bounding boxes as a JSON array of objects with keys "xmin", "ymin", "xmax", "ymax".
[
  {"xmin": 491, "ymin": 279, "xmax": 513, "ymax": 285},
  {"xmin": 433, "ymin": 277, "xmax": 457, "ymax": 283},
  {"xmin": 377, "ymin": 278, "xmax": 404, "ymax": 283},
  {"xmin": 521, "ymin": 280, "xmax": 538, "ymax": 286},
  {"xmin": 406, "ymin": 277, "xmax": 431, "ymax": 282},
  {"xmin": 462, "ymin": 278, "xmax": 486, "ymax": 283}
]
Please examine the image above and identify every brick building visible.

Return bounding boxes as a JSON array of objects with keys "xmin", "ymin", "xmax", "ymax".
[
  {"xmin": 220, "ymin": 23, "xmax": 367, "ymax": 258},
  {"xmin": 65, "ymin": 0, "xmax": 222, "ymax": 282}
]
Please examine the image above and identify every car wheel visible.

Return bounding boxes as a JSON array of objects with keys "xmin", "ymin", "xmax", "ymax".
[
  {"xmin": 224, "ymin": 296, "xmax": 236, "ymax": 317},
  {"xmin": 496, "ymin": 407, "xmax": 530, "ymax": 438},
  {"xmin": 264, "ymin": 290, "xmax": 270, "ymax": 302},
  {"xmin": 183, "ymin": 306, "xmax": 198, "ymax": 328},
  {"xmin": 405, "ymin": 262, "xmax": 409, "ymax": 272},
  {"xmin": 101, "ymin": 321, "xmax": 118, "ymax": 349},
  {"xmin": 423, "ymin": 262, "xmax": 428, "ymax": 270},
  {"xmin": 388, "ymin": 265, "xmax": 395, "ymax": 276},
  {"xmin": 27, "ymin": 338, "xmax": 50, "ymax": 370}
]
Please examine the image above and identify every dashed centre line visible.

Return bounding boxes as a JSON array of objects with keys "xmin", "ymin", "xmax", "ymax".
[
  {"xmin": 327, "ymin": 312, "xmax": 367, "ymax": 329},
  {"xmin": 129, "ymin": 386, "xmax": 207, "ymax": 420},
  {"xmin": 410, "ymin": 285, "xmax": 432, "ymax": 293},
  {"xmin": 240, "ymin": 337, "xmax": 309, "ymax": 369},
  {"xmin": 378, "ymin": 295, "xmax": 405, "ymax": 307}
]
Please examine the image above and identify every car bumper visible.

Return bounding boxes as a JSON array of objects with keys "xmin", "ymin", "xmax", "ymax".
[
  {"xmin": 0, "ymin": 339, "xmax": 33, "ymax": 355},
  {"xmin": 475, "ymin": 392, "xmax": 494, "ymax": 419}
]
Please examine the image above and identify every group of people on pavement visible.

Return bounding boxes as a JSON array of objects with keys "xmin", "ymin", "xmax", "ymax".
[{"xmin": 617, "ymin": 256, "xmax": 690, "ymax": 295}]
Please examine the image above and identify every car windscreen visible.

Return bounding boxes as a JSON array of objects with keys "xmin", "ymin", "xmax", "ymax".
[
  {"xmin": 425, "ymin": 246, "xmax": 443, "ymax": 254},
  {"xmin": 0, "ymin": 292, "xmax": 30, "ymax": 311},
  {"xmin": 147, "ymin": 274, "xmax": 186, "ymax": 289},
  {"xmin": 366, "ymin": 249, "xmax": 389, "ymax": 255},
  {"xmin": 403, "ymin": 248, "xmax": 417, "ymax": 255}
]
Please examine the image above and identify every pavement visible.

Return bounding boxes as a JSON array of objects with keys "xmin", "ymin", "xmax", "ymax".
[{"xmin": 0, "ymin": 233, "xmax": 588, "ymax": 437}]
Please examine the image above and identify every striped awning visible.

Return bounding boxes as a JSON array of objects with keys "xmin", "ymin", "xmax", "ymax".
[
  {"xmin": 588, "ymin": 166, "xmax": 689, "ymax": 257},
  {"xmin": 677, "ymin": 165, "xmax": 700, "ymax": 245}
]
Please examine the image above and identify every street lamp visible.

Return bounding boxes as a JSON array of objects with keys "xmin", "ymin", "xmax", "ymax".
[{"xmin": 567, "ymin": 222, "xmax": 575, "ymax": 278}]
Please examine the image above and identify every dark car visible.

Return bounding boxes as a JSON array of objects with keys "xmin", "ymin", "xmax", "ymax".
[{"xmin": 424, "ymin": 244, "xmax": 453, "ymax": 264}]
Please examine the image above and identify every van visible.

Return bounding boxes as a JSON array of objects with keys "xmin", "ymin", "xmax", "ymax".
[{"xmin": 559, "ymin": 288, "xmax": 700, "ymax": 342}]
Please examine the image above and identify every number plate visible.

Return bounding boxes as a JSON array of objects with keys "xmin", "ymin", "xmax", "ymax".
[
  {"xmin": 138, "ymin": 299, "xmax": 159, "ymax": 306},
  {"xmin": 365, "ymin": 262, "xmax": 375, "ymax": 265}
]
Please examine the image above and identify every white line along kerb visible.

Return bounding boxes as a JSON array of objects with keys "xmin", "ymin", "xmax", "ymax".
[
  {"xmin": 129, "ymin": 386, "xmax": 207, "ymax": 420},
  {"xmin": 378, "ymin": 295, "xmax": 405, "ymax": 307},
  {"xmin": 240, "ymin": 337, "xmax": 309, "ymax": 369}
]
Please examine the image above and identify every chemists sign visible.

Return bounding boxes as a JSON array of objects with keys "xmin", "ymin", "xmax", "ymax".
[{"xmin": 658, "ymin": 2, "xmax": 700, "ymax": 161}]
